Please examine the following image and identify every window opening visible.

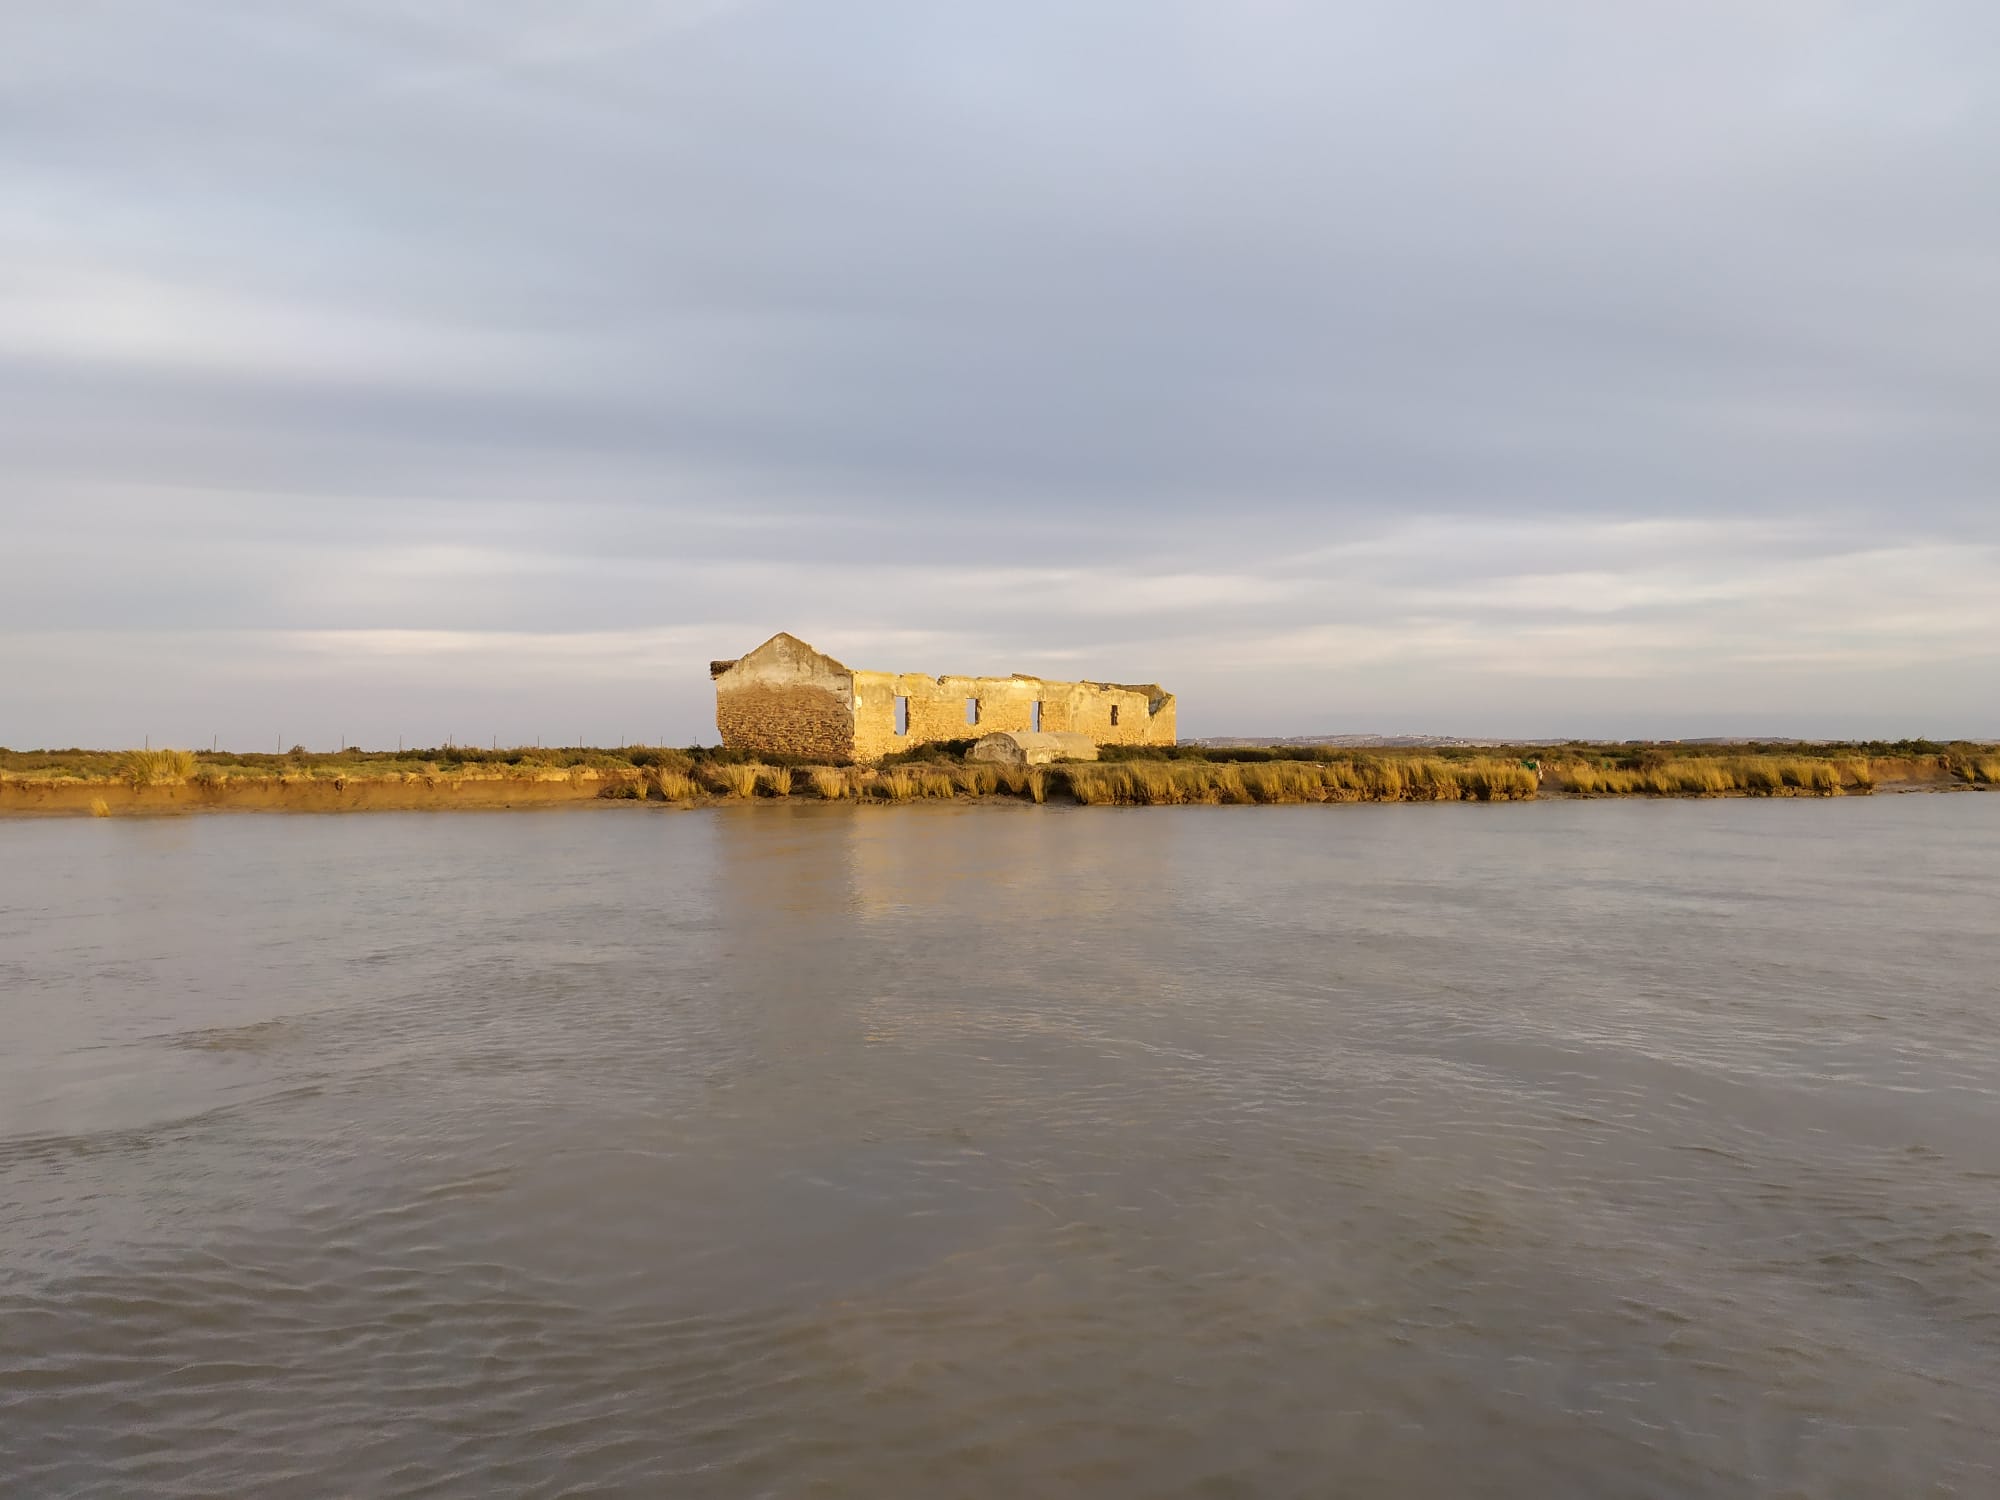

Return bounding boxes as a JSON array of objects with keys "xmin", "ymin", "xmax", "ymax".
[
  {"xmin": 1030, "ymin": 700, "xmax": 1043, "ymax": 733},
  {"xmin": 965, "ymin": 698, "xmax": 980, "ymax": 726},
  {"xmin": 894, "ymin": 696, "xmax": 909, "ymax": 736},
  {"xmin": 1110, "ymin": 705, "xmax": 1121, "ymax": 727}
]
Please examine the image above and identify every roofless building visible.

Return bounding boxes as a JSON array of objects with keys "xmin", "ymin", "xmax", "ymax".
[{"xmin": 709, "ymin": 632, "xmax": 1176, "ymax": 763}]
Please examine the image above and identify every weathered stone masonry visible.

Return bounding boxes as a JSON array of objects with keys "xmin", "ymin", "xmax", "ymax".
[{"xmin": 710, "ymin": 632, "xmax": 1176, "ymax": 763}]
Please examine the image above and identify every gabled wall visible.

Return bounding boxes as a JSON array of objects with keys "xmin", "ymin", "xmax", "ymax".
[{"xmin": 711, "ymin": 633, "xmax": 856, "ymax": 761}]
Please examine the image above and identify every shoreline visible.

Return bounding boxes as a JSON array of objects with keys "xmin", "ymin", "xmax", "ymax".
[
  {"xmin": 5, "ymin": 745, "xmax": 1990, "ymax": 818},
  {"xmin": 3, "ymin": 769, "xmax": 1985, "ymax": 818}
]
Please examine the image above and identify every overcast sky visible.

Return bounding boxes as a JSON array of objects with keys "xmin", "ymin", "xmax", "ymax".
[{"xmin": 4, "ymin": 1, "xmax": 1996, "ymax": 747}]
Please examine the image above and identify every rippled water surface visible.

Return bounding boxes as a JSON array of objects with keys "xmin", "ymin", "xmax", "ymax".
[{"xmin": 3, "ymin": 798, "xmax": 1998, "ymax": 1497}]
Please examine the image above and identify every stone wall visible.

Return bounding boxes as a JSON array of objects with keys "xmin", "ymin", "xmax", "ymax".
[
  {"xmin": 714, "ymin": 632, "xmax": 1176, "ymax": 763},
  {"xmin": 851, "ymin": 670, "xmax": 1173, "ymax": 762},
  {"xmin": 715, "ymin": 682, "xmax": 855, "ymax": 761},
  {"xmin": 712, "ymin": 633, "xmax": 856, "ymax": 761}
]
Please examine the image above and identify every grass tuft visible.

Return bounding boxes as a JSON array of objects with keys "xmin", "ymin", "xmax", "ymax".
[
  {"xmin": 651, "ymin": 769, "xmax": 699, "ymax": 801},
  {"xmin": 118, "ymin": 748, "xmax": 198, "ymax": 789},
  {"xmin": 808, "ymin": 768, "xmax": 857, "ymax": 799},
  {"xmin": 704, "ymin": 763, "xmax": 761, "ymax": 798}
]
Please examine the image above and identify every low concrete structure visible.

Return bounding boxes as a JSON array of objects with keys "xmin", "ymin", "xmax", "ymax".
[
  {"xmin": 710, "ymin": 632, "xmax": 1176, "ymax": 763},
  {"xmin": 967, "ymin": 731, "xmax": 1099, "ymax": 766}
]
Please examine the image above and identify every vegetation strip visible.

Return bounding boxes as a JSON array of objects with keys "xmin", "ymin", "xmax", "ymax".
[{"xmin": 4, "ymin": 741, "xmax": 1995, "ymax": 813}]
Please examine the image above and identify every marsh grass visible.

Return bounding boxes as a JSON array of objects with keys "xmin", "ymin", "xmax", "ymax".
[
  {"xmin": 5, "ymin": 741, "xmax": 1967, "ymax": 807},
  {"xmin": 952, "ymin": 764, "xmax": 1001, "ymax": 797},
  {"xmin": 117, "ymin": 748, "xmax": 198, "ymax": 788},
  {"xmin": 808, "ymin": 768, "xmax": 859, "ymax": 799},
  {"xmin": 704, "ymin": 764, "xmax": 761, "ymax": 798},
  {"xmin": 872, "ymin": 768, "xmax": 956, "ymax": 801},
  {"xmin": 1556, "ymin": 756, "xmax": 1863, "ymax": 796},
  {"xmin": 1063, "ymin": 756, "xmax": 1537, "ymax": 805},
  {"xmin": 650, "ymin": 769, "xmax": 700, "ymax": 801}
]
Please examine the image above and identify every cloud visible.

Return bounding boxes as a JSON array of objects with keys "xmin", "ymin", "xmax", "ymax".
[{"xmin": 1, "ymin": 1, "xmax": 1996, "ymax": 744}]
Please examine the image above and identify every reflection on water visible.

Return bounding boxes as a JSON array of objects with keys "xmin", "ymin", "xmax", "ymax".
[{"xmin": 2, "ymin": 798, "xmax": 1998, "ymax": 1497}]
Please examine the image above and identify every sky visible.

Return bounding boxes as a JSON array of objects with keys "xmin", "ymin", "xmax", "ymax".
[{"xmin": 3, "ymin": 0, "xmax": 1996, "ymax": 748}]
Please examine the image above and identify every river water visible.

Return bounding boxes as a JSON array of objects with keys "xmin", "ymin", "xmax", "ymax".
[{"xmin": 2, "ymin": 798, "xmax": 1997, "ymax": 1498}]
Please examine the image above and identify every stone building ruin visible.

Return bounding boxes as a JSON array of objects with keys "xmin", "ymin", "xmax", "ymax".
[{"xmin": 709, "ymin": 632, "xmax": 1177, "ymax": 763}]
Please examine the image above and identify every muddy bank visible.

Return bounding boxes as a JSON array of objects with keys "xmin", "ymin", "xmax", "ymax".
[{"xmin": 0, "ymin": 770, "xmax": 648, "ymax": 816}]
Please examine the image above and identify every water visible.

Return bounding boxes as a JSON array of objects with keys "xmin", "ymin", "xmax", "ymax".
[{"xmin": 2, "ymin": 798, "xmax": 1997, "ymax": 1498}]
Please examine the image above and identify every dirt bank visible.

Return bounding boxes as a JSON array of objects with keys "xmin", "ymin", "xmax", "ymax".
[{"xmin": 0, "ymin": 769, "xmax": 648, "ymax": 817}]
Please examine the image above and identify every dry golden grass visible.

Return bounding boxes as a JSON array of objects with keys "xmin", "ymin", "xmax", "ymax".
[
  {"xmin": 807, "ymin": 768, "xmax": 857, "ymax": 799},
  {"xmin": 7, "ymin": 743, "xmax": 1938, "ymax": 810},
  {"xmin": 869, "ymin": 766, "xmax": 957, "ymax": 800},
  {"xmin": 1554, "ymin": 755, "xmax": 1865, "ymax": 797},
  {"xmin": 703, "ymin": 763, "xmax": 761, "ymax": 798},
  {"xmin": 952, "ymin": 764, "xmax": 1001, "ymax": 796},
  {"xmin": 117, "ymin": 748, "xmax": 198, "ymax": 789},
  {"xmin": 651, "ymin": 769, "xmax": 699, "ymax": 801},
  {"xmin": 1241, "ymin": 762, "xmax": 1327, "ymax": 802},
  {"xmin": 89, "ymin": 797, "xmax": 110, "ymax": 817},
  {"xmin": 1959, "ymin": 758, "xmax": 2000, "ymax": 785},
  {"xmin": 1060, "ymin": 757, "xmax": 1537, "ymax": 805},
  {"xmin": 1064, "ymin": 766, "xmax": 1118, "ymax": 805}
]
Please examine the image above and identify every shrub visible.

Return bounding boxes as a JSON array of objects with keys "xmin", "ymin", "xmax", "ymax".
[
  {"xmin": 877, "ymin": 738, "xmax": 977, "ymax": 767},
  {"xmin": 755, "ymin": 764, "xmax": 792, "ymax": 797}
]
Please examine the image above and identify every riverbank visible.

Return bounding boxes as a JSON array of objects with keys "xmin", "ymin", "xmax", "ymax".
[{"xmin": 3, "ymin": 744, "xmax": 1992, "ymax": 815}]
